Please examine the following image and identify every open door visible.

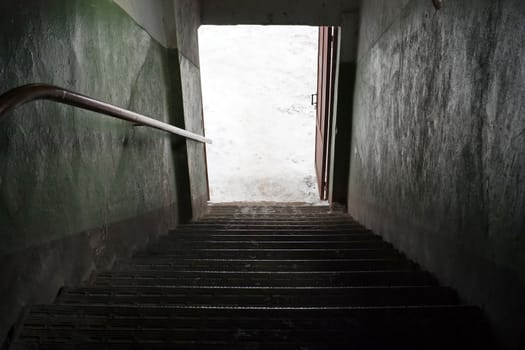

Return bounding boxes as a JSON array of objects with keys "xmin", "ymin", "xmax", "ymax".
[{"xmin": 315, "ymin": 26, "xmax": 339, "ymax": 200}]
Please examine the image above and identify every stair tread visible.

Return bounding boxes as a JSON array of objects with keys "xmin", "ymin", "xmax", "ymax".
[
  {"xmin": 92, "ymin": 269, "xmax": 437, "ymax": 287},
  {"xmin": 120, "ymin": 258, "xmax": 419, "ymax": 272},
  {"xmin": 148, "ymin": 241, "xmax": 389, "ymax": 249},
  {"xmin": 164, "ymin": 234, "xmax": 379, "ymax": 239},
  {"xmin": 56, "ymin": 285, "xmax": 458, "ymax": 308},
  {"xmin": 170, "ymin": 229, "xmax": 373, "ymax": 234},
  {"xmin": 15, "ymin": 305, "xmax": 489, "ymax": 349}
]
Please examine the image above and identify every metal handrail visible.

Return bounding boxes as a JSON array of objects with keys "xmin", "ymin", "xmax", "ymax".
[{"xmin": 0, "ymin": 83, "xmax": 212, "ymax": 144}]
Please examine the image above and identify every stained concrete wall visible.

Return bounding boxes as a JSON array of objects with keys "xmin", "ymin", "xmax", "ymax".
[
  {"xmin": 201, "ymin": 0, "xmax": 360, "ymax": 25},
  {"xmin": 174, "ymin": 0, "xmax": 209, "ymax": 219},
  {"xmin": 116, "ymin": 0, "xmax": 209, "ymax": 220},
  {"xmin": 0, "ymin": 0, "xmax": 184, "ymax": 344},
  {"xmin": 348, "ymin": 0, "xmax": 525, "ymax": 348},
  {"xmin": 114, "ymin": 0, "xmax": 178, "ymax": 48}
]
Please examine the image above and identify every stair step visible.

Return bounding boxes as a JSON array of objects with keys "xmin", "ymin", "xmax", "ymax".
[
  {"xmin": 164, "ymin": 233, "xmax": 381, "ymax": 241},
  {"xmin": 171, "ymin": 228, "xmax": 373, "ymax": 234},
  {"xmin": 206, "ymin": 206, "xmax": 332, "ymax": 209},
  {"xmin": 147, "ymin": 240, "xmax": 391, "ymax": 250},
  {"xmin": 122, "ymin": 258, "xmax": 418, "ymax": 272},
  {"xmin": 93, "ymin": 270, "xmax": 437, "ymax": 287},
  {"xmin": 196, "ymin": 218, "xmax": 352, "ymax": 222},
  {"xmin": 200, "ymin": 215, "xmax": 346, "ymax": 220},
  {"xmin": 203, "ymin": 214, "xmax": 343, "ymax": 218},
  {"xmin": 56, "ymin": 286, "xmax": 458, "ymax": 307},
  {"xmin": 180, "ymin": 223, "xmax": 363, "ymax": 229},
  {"xmin": 134, "ymin": 248, "xmax": 402, "ymax": 260},
  {"xmin": 16, "ymin": 305, "xmax": 489, "ymax": 349},
  {"xmin": 193, "ymin": 222, "xmax": 358, "ymax": 226},
  {"xmin": 204, "ymin": 211, "xmax": 336, "ymax": 215}
]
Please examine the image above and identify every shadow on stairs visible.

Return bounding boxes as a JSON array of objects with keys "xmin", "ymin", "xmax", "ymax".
[{"xmin": 9, "ymin": 203, "xmax": 493, "ymax": 349}]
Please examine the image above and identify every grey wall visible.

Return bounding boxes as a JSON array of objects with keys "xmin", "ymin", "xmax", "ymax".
[
  {"xmin": 201, "ymin": 0, "xmax": 359, "ymax": 25},
  {"xmin": 174, "ymin": 0, "xmax": 209, "ymax": 219},
  {"xmin": 115, "ymin": 0, "xmax": 209, "ymax": 220},
  {"xmin": 348, "ymin": 0, "xmax": 525, "ymax": 348},
  {"xmin": 0, "ymin": 0, "xmax": 184, "ymax": 344},
  {"xmin": 114, "ymin": 0, "xmax": 178, "ymax": 48}
]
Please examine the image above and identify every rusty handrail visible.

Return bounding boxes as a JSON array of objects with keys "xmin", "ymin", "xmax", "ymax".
[{"xmin": 0, "ymin": 83, "xmax": 212, "ymax": 144}]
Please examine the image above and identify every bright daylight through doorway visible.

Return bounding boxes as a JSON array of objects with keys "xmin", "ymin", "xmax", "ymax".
[{"xmin": 198, "ymin": 25, "xmax": 323, "ymax": 203}]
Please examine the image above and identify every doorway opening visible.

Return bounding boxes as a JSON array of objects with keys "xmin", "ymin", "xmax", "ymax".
[{"xmin": 198, "ymin": 25, "xmax": 324, "ymax": 203}]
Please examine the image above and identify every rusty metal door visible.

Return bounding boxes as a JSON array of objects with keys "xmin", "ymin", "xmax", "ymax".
[{"xmin": 315, "ymin": 26, "xmax": 338, "ymax": 200}]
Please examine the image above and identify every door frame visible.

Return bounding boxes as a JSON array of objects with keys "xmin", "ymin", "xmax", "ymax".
[{"xmin": 315, "ymin": 26, "xmax": 339, "ymax": 201}]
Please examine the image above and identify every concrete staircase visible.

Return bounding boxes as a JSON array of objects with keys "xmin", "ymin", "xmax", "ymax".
[{"xmin": 11, "ymin": 204, "xmax": 492, "ymax": 349}]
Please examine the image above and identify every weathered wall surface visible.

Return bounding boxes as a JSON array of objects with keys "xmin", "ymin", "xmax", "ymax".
[
  {"xmin": 329, "ymin": 13, "xmax": 358, "ymax": 205},
  {"xmin": 114, "ymin": 0, "xmax": 178, "ymax": 48},
  {"xmin": 348, "ymin": 0, "xmax": 525, "ymax": 348},
  {"xmin": 0, "ymin": 0, "xmax": 182, "ymax": 344},
  {"xmin": 117, "ymin": 0, "xmax": 209, "ymax": 220},
  {"xmin": 201, "ymin": 0, "xmax": 360, "ymax": 25},
  {"xmin": 175, "ymin": 0, "xmax": 209, "ymax": 219}
]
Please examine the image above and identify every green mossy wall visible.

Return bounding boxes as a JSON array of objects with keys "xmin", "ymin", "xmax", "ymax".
[
  {"xmin": 0, "ymin": 0, "xmax": 179, "ymax": 254},
  {"xmin": 0, "ymin": 0, "xmax": 185, "ymax": 343}
]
